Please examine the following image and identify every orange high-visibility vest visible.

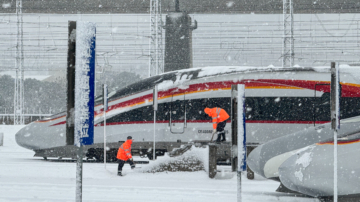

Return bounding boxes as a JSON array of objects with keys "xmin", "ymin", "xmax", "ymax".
[
  {"xmin": 117, "ymin": 139, "xmax": 133, "ymax": 161},
  {"xmin": 204, "ymin": 107, "xmax": 230, "ymax": 129}
]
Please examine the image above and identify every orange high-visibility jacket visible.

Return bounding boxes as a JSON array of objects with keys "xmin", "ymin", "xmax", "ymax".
[
  {"xmin": 117, "ymin": 139, "xmax": 133, "ymax": 161},
  {"xmin": 204, "ymin": 107, "xmax": 230, "ymax": 129}
]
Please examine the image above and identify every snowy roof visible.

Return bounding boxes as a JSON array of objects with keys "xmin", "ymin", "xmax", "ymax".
[{"xmin": 97, "ymin": 65, "xmax": 360, "ymax": 105}]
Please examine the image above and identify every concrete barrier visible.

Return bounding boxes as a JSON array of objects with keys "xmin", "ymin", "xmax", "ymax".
[{"xmin": 0, "ymin": 132, "xmax": 3, "ymax": 146}]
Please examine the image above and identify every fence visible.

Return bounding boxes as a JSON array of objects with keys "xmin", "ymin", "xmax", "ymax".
[{"xmin": 0, "ymin": 114, "xmax": 52, "ymax": 125}]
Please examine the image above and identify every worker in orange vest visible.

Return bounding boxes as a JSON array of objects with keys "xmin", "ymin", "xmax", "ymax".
[
  {"xmin": 117, "ymin": 136, "xmax": 135, "ymax": 176},
  {"xmin": 204, "ymin": 107, "xmax": 230, "ymax": 143}
]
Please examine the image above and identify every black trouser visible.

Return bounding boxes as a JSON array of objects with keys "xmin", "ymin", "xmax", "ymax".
[
  {"xmin": 118, "ymin": 159, "xmax": 135, "ymax": 173},
  {"xmin": 216, "ymin": 121, "xmax": 226, "ymax": 142}
]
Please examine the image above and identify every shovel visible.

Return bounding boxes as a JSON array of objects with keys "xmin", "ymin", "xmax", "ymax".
[{"xmin": 210, "ymin": 131, "xmax": 219, "ymax": 142}]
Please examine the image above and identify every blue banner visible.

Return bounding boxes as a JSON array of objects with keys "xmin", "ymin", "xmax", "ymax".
[{"xmin": 74, "ymin": 21, "xmax": 96, "ymax": 146}]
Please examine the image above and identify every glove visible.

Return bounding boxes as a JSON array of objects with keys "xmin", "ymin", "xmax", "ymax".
[
  {"xmin": 213, "ymin": 129, "xmax": 217, "ymax": 133},
  {"xmin": 130, "ymin": 158, "xmax": 133, "ymax": 161}
]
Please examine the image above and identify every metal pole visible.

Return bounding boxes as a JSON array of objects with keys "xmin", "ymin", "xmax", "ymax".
[
  {"xmin": 66, "ymin": 21, "xmax": 76, "ymax": 146},
  {"xmin": 149, "ymin": 0, "xmax": 153, "ymax": 77},
  {"xmin": 237, "ymin": 171, "xmax": 242, "ymax": 202},
  {"xmin": 282, "ymin": 0, "xmax": 294, "ymax": 67},
  {"xmin": 14, "ymin": 0, "xmax": 24, "ymax": 125},
  {"xmin": 231, "ymin": 85, "xmax": 238, "ymax": 172},
  {"xmin": 155, "ymin": 0, "xmax": 159, "ymax": 75},
  {"xmin": 74, "ymin": 21, "xmax": 96, "ymax": 202},
  {"xmin": 103, "ymin": 84, "xmax": 108, "ymax": 168},
  {"xmin": 13, "ymin": 69, "xmax": 17, "ymax": 125},
  {"xmin": 333, "ymin": 129, "xmax": 338, "ymax": 202},
  {"xmin": 208, "ymin": 144, "xmax": 217, "ymax": 178},
  {"xmin": 330, "ymin": 62, "xmax": 340, "ymax": 202},
  {"xmin": 290, "ymin": 0, "xmax": 294, "ymax": 67},
  {"xmin": 158, "ymin": 0, "xmax": 164, "ymax": 74},
  {"xmin": 153, "ymin": 112, "xmax": 156, "ymax": 160},
  {"xmin": 104, "ymin": 109, "xmax": 107, "ymax": 167},
  {"xmin": 76, "ymin": 145, "xmax": 83, "ymax": 202},
  {"xmin": 237, "ymin": 84, "xmax": 246, "ymax": 202},
  {"xmin": 282, "ymin": 0, "xmax": 286, "ymax": 68},
  {"xmin": 153, "ymin": 85, "xmax": 158, "ymax": 160}
]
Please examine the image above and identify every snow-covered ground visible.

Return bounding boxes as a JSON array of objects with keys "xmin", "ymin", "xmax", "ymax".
[{"xmin": 0, "ymin": 125, "xmax": 320, "ymax": 202}]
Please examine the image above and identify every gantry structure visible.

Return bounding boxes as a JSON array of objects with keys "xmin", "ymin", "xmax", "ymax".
[
  {"xmin": 14, "ymin": 0, "xmax": 24, "ymax": 125},
  {"xmin": 282, "ymin": 0, "xmax": 294, "ymax": 68},
  {"xmin": 149, "ymin": 0, "xmax": 164, "ymax": 77}
]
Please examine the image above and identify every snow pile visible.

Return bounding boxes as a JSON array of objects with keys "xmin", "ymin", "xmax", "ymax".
[
  {"xmin": 197, "ymin": 66, "xmax": 259, "ymax": 78},
  {"xmin": 138, "ymin": 146, "xmax": 209, "ymax": 173},
  {"xmin": 158, "ymin": 72, "xmax": 193, "ymax": 91}
]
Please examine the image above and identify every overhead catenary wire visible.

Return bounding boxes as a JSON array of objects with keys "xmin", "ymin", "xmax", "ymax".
[{"xmin": 1, "ymin": 13, "xmax": 360, "ymax": 76}]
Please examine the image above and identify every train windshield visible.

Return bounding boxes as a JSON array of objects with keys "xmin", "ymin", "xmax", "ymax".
[
  {"xmin": 94, "ymin": 69, "xmax": 202, "ymax": 106},
  {"xmin": 94, "ymin": 90, "xmax": 117, "ymax": 105}
]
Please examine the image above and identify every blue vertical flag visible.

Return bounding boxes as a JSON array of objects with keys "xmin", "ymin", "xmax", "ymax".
[{"xmin": 74, "ymin": 21, "xmax": 96, "ymax": 147}]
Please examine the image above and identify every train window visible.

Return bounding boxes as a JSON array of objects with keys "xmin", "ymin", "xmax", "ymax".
[
  {"xmin": 156, "ymin": 102, "xmax": 170, "ymax": 121},
  {"xmin": 314, "ymin": 92, "xmax": 330, "ymax": 122},
  {"xmin": 170, "ymin": 100, "xmax": 185, "ymax": 121},
  {"xmin": 105, "ymin": 73, "xmax": 177, "ymax": 103},
  {"xmin": 341, "ymin": 98, "xmax": 360, "ymax": 119},
  {"xmin": 94, "ymin": 90, "xmax": 117, "ymax": 106},
  {"xmin": 245, "ymin": 97, "xmax": 314, "ymax": 121},
  {"xmin": 102, "ymin": 96, "xmax": 360, "ymax": 125}
]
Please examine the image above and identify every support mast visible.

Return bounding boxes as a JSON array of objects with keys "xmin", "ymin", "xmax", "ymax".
[
  {"xmin": 282, "ymin": 0, "xmax": 294, "ymax": 68},
  {"xmin": 149, "ymin": 0, "xmax": 164, "ymax": 77},
  {"xmin": 14, "ymin": 0, "xmax": 24, "ymax": 125}
]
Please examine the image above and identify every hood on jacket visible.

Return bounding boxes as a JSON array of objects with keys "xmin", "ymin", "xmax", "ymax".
[{"xmin": 204, "ymin": 107, "xmax": 212, "ymax": 116}]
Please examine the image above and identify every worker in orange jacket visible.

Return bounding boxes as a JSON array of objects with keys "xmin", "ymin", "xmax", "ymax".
[
  {"xmin": 117, "ymin": 136, "xmax": 135, "ymax": 176},
  {"xmin": 204, "ymin": 107, "xmax": 230, "ymax": 143}
]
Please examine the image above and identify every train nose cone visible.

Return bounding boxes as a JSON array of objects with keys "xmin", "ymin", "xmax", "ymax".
[
  {"xmin": 278, "ymin": 155, "xmax": 304, "ymax": 194},
  {"xmin": 278, "ymin": 148, "xmax": 322, "ymax": 197},
  {"xmin": 247, "ymin": 144, "xmax": 266, "ymax": 178},
  {"xmin": 15, "ymin": 125, "xmax": 36, "ymax": 150}
]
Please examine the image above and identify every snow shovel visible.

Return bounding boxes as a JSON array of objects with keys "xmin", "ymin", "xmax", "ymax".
[{"xmin": 210, "ymin": 131, "xmax": 219, "ymax": 142}]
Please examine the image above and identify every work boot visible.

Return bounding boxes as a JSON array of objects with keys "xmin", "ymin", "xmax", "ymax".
[
  {"xmin": 131, "ymin": 165, "xmax": 136, "ymax": 170},
  {"xmin": 117, "ymin": 172, "xmax": 122, "ymax": 176}
]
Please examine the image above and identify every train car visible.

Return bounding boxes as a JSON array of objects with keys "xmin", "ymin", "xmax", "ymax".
[
  {"xmin": 247, "ymin": 115, "xmax": 360, "ymax": 181},
  {"xmin": 279, "ymin": 127, "xmax": 360, "ymax": 197},
  {"xmin": 248, "ymin": 116, "xmax": 360, "ymax": 197},
  {"xmin": 15, "ymin": 65, "xmax": 360, "ymax": 161}
]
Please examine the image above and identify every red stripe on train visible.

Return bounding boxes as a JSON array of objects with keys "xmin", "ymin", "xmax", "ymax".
[{"xmin": 42, "ymin": 79, "xmax": 360, "ymax": 123}]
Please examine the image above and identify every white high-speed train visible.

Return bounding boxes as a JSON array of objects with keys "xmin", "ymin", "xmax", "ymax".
[
  {"xmin": 248, "ymin": 114, "xmax": 360, "ymax": 198},
  {"xmin": 15, "ymin": 66, "xmax": 360, "ymax": 161}
]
